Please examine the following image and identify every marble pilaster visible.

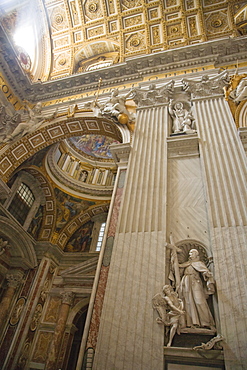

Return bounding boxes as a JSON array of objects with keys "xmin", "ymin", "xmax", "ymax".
[
  {"xmin": 93, "ymin": 103, "xmax": 169, "ymax": 369},
  {"xmin": 45, "ymin": 291, "xmax": 74, "ymax": 370},
  {"xmin": 193, "ymin": 95, "xmax": 247, "ymax": 370},
  {"xmin": 0, "ymin": 270, "xmax": 23, "ymax": 329}
]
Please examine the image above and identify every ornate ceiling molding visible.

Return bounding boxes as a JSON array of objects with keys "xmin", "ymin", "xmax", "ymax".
[{"xmin": 1, "ymin": 22, "xmax": 247, "ymax": 103}]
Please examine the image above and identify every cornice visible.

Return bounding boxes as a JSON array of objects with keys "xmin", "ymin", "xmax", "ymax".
[{"xmin": 1, "ymin": 23, "xmax": 247, "ymax": 103}]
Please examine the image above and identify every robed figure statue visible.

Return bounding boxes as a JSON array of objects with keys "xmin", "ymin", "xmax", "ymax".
[{"xmin": 178, "ymin": 248, "xmax": 215, "ymax": 330}]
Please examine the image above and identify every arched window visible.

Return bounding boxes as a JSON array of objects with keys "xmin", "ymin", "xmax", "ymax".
[
  {"xmin": 4, "ymin": 171, "xmax": 45, "ymax": 230},
  {"xmin": 96, "ymin": 222, "xmax": 106, "ymax": 251},
  {"xmin": 90, "ymin": 214, "xmax": 107, "ymax": 252},
  {"xmin": 8, "ymin": 182, "xmax": 35, "ymax": 226}
]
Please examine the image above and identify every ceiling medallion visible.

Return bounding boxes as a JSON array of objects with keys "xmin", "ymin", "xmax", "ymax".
[
  {"xmin": 171, "ymin": 26, "xmax": 179, "ymax": 33},
  {"xmin": 55, "ymin": 14, "xmax": 63, "ymax": 24},
  {"xmin": 59, "ymin": 58, "xmax": 67, "ymax": 66},
  {"xmin": 17, "ymin": 47, "xmax": 31, "ymax": 71},
  {"xmin": 130, "ymin": 38, "xmax": 141, "ymax": 47},
  {"xmin": 211, "ymin": 19, "xmax": 223, "ymax": 28},
  {"xmin": 89, "ymin": 2, "xmax": 98, "ymax": 12}
]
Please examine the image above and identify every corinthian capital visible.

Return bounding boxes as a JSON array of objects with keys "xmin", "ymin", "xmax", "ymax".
[
  {"xmin": 61, "ymin": 291, "xmax": 75, "ymax": 305},
  {"xmin": 6, "ymin": 270, "xmax": 24, "ymax": 288},
  {"xmin": 130, "ymin": 80, "xmax": 174, "ymax": 107},
  {"xmin": 182, "ymin": 71, "xmax": 230, "ymax": 99}
]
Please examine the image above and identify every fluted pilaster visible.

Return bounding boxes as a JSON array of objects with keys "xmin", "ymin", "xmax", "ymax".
[
  {"xmin": 93, "ymin": 105, "xmax": 169, "ymax": 370},
  {"xmin": 194, "ymin": 96, "xmax": 247, "ymax": 370}
]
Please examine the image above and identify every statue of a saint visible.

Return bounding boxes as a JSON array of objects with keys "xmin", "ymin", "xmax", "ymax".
[
  {"xmin": 178, "ymin": 249, "xmax": 215, "ymax": 330},
  {"xmin": 168, "ymin": 100, "xmax": 196, "ymax": 134}
]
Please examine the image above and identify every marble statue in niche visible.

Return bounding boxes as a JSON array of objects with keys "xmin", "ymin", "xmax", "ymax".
[
  {"xmin": 168, "ymin": 100, "xmax": 197, "ymax": 134},
  {"xmin": 79, "ymin": 170, "xmax": 88, "ymax": 182},
  {"xmin": 153, "ymin": 242, "xmax": 216, "ymax": 347},
  {"xmin": 3, "ymin": 102, "xmax": 57, "ymax": 143},
  {"xmin": 178, "ymin": 248, "xmax": 215, "ymax": 330}
]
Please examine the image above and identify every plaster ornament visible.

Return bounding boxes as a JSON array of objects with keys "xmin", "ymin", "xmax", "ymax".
[
  {"xmin": 130, "ymin": 80, "xmax": 174, "ymax": 107},
  {"xmin": 182, "ymin": 71, "xmax": 229, "ymax": 98},
  {"xmin": 4, "ymin": 102, "xmax": 57, "ymax": 143},
  {"xmin": 168, "ymin": 100, "xmax": 197, "ymax": 134},
  {"xmin": 152, "ymin": 285, "xmax": 185, "ymax": 347}
]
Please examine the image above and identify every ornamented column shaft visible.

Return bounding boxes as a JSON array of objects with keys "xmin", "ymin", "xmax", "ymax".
[
  {"xmin": 93, "ymin": 100, "xmax": 170, "ymax": 369},
  {"xmin": 45, "ymin": 292, "xmax": 74, "ymax": 370},
  {"xmin": 193, "ymin": 92, "xmax": 247, "ymax": 370},
  {"xmin": 0, "ymin": 270, "xmax": 23, "ymax": 329}
]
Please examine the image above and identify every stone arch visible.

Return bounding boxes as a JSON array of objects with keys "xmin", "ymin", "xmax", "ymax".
[
  {"xmin": 0, "ymin": 116, "xmax": 123, "ymax": 182},
  {"xmin": 236, "ymin": 99, "xmax": 247, "ymax": 128},
  {"xmin": 0, "ymin": 216, "xmax": 37, "ymax": 269},
  {"xmin": 14, "ymin": 166, "xmax": 57, "ymax": 241},
  {"xmin": 56, "ymin": 203, "xmax": 109, "ymax": 249}
]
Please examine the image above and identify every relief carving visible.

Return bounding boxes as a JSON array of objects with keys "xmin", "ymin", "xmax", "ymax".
[{"xmin": 0, "ymin": 238, "xmax": 10, "ymax": 256}]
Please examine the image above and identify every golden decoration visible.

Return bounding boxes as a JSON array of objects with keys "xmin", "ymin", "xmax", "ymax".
[
  {"xmin": 55, "ymin": 14, "xmax": 63, "ymax": 24},
  {"xmin": 89, "ymin": 3, "xmax": 98, "ymax": 12},
  {"xmin": 130, "ymin": 38, "xmax": 141, "ymax": 47},
  {"xmin": 118, "ymin": 113, "xmax": 129, "ymax": 124},
  {"xmin": 211, "ymin": 19, "xmax": 223, "ymax": 28}
]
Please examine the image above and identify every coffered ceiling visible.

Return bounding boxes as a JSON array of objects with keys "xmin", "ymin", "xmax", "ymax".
[{"xmin": 1, "ymin": 0, "xmax": 245, "ymax": 83}]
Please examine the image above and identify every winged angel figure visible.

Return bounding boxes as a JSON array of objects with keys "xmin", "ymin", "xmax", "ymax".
[{"xmin": 152, "ymin": 285, "xmax": 184, "ymax": 347}]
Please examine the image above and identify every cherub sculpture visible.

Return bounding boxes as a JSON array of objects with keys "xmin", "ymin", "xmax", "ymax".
[{"xmin": 152, "ymin": 285, "xmax": 184, "ymax": 347}]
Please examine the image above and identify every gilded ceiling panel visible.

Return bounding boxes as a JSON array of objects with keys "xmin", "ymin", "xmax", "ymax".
[{"xmin": 0, "ymin": 0, "xmax": 242, "ymax": 81}]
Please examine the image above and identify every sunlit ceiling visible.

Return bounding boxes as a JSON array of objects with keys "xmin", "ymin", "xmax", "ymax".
[{"xmin": 0, "ymin": 0, "xmax": 245, "ymax": 82}]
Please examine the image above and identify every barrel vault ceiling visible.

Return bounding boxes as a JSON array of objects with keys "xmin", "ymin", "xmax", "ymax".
[{"xmin": 0, "ymin": 0, "xmax": 245, "ymax": 83}]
